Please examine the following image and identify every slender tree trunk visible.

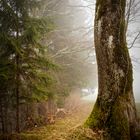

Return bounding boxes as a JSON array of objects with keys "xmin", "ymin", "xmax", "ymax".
[
  {"xmin": 15, "ymin": 7, "xmax": 20, "ymax": 132},
  {"xmin": 48, "ymin": 98, "xmax": 53, "ymax": 115},
  {"xmin": 0, "ymin": 97, "xmax": 8, "ymax": 133},
  {"xmin": 15, "ymin": 55, "xmax": 20, "ymax": 133},
  {"xmin": 0, "ymin": 100, "xmax": 5, "ymax": 133},
  {"xmin": 86, "ymin": 0, "xmax": 138, "ymax": 139}
]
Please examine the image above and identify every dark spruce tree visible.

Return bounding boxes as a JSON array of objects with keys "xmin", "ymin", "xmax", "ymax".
[{"xmin": 0, "ymin": 0, "xmax": 55, "ymax": 133}]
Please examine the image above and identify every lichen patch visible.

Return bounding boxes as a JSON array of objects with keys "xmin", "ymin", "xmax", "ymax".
[
  {"xmin": 108, "ymin": 35, "xmax": 113, "ymax": 48},
  {"xmin": 98, "ymin": 19, "xmax": 102, "ymax": 36}
]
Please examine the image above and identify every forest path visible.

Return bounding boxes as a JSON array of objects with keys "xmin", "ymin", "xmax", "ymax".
[{"xmin": 25, "ymin": 101, "xmax": 94, "ymax": 140}]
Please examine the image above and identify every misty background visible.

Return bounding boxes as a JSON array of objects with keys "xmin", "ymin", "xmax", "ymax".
[
  {"xmin": 45, "ymin": 0, "xmax": 140, "ymax": 101},
  {"xmin": 53, "ymin": 0, "xmax": 140, "ymax": 102}
]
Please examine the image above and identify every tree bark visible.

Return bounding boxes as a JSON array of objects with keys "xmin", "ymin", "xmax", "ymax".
[
  {"xmin": 0, "ymin": 100, "xmax": 5, "ymax": 134},
  {"xmin": 86, "ymin": 0, "xmax": 138, "ymax": 139},
  {"xmin": 15, "ymin": 55, "xmax": 20, "ymax": 133}
]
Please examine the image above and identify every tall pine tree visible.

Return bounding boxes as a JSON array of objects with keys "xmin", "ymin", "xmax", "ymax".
[{"xmin": 0, "ymin": 0, "xmax": 55, "ymax": 133}]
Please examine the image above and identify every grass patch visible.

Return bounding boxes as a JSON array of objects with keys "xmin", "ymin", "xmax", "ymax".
[{"xmin": 66, "ymin": 126, "xmax": 103, "ymax": 140}]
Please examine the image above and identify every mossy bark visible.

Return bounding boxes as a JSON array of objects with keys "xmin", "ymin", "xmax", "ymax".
[{"xmin": 86, "ymin": 0, "xmax": 138, "ymax": 139}]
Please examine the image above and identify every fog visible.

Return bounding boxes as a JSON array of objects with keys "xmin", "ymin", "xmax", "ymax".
[{"xmin": 72, "ymin": 0, "xmax": 140, "ymax": 102}]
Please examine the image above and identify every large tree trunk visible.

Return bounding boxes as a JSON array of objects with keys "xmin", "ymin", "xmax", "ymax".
[{"xmin": 86, "ymin": 0, "xmax": 138, "ymax": 139}]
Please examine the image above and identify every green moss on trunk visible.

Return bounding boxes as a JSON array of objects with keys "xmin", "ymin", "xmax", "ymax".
[
  {"xmin": 107, "ymin": 99, "xmax": 130, "ymax": 140},
  {"xmin": 85, "ymin": 102, "xmax": 103, "ymax": 129}
]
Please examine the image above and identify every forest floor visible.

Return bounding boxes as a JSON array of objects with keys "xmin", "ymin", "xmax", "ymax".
[
  {"xmin": 20, "ymin": 101, "xmax": 140, "ymax": 140},
  {"xmin": 1, "ymin": 101, "xmax": 140, "ymax": 140},
  {"xmin": 23, "ymin": 101, "xmax": 94, "ymax": 140}
]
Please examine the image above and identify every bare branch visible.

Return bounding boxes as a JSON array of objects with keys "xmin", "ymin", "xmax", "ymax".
[{"xmin": 128, "ymin": 31, "xmax": 140, "ymax": 49}]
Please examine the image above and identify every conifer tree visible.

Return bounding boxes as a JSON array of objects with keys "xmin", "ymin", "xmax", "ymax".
[{"xmin": 0, "ymin": 0, "xmax": 55, "ymax": 132}]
